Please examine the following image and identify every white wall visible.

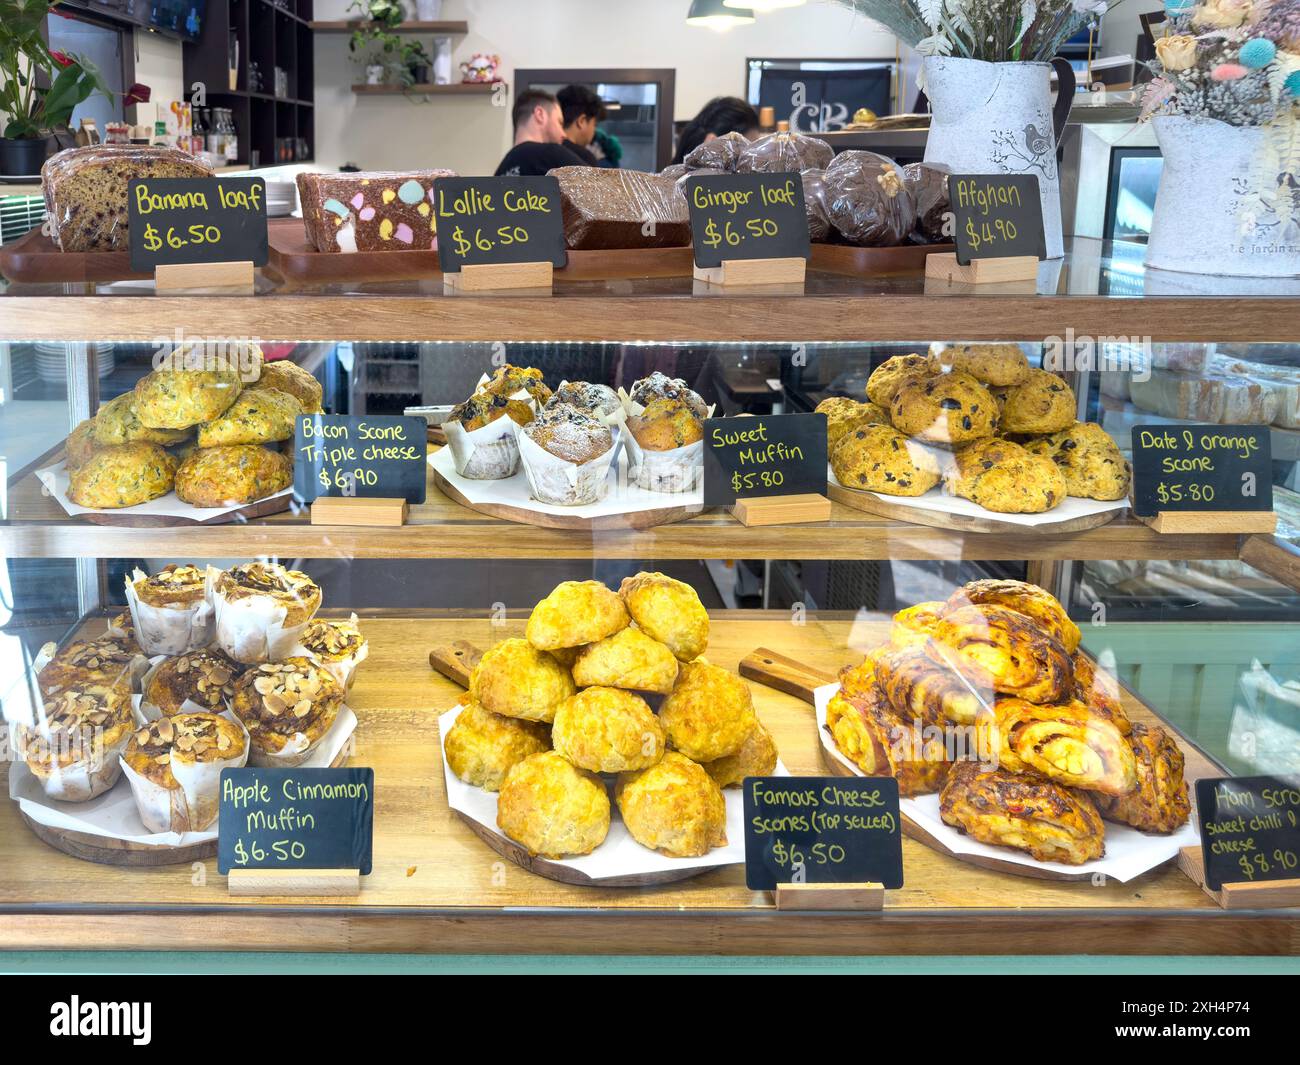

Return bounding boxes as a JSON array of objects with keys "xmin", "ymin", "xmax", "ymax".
[
  {"xmin": 130, "ymin": 29, "xmax": 187, "ymax": 127},
  {"xmin": 312, "ymin": 0, "xmax": 898, "ymax": 174}
]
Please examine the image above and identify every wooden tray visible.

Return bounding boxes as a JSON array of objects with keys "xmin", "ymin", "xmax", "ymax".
[
  {"xmin": 77, "ymin": 490, "xmax": 293, "ymax": 528},
  {"xmin": 810, "ymin": 241, "xmax": 954, "ymax": 276},
  {"xmin": 428, "ymin": 640, "xmax": 721, "ymax": 888},
  {"xmin": 19, "ymin": 745, "xmax": 350, "ymax": 867},
  {"xmin": 431, "ymin": 465, "xmax": 704, "ymax": 532},
  {"xmin": 827, "ymin": 480, "xmax": 1124, "ymax": 535},
  {"xmin": 269, "ymin": 216, "xmax": 697, "ymax": 284},
  {"xmin": 739, "ymin": 646, "xmax": 1215, "ymax": 885},
  {"xmin": 0, "ymin": 226, "xmax": 150, "ymax": 284}
]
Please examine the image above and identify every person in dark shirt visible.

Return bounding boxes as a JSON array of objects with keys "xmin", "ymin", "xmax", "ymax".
[
  {"xmin": 557, "ymin": 84, "xmax": 607, "ymax": 167},
  {"xmin": 670, "ymin": 96, "xmax": 760, "ymax": 166},
  {"xmin": 495, "ymin": 89, "xmax": 584, "ymax": 176}
]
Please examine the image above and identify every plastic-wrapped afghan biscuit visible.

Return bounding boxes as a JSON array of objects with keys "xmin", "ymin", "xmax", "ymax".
[
  {"xmin": 736, "ymin": 130, "xmax": 834, "ymax": 174},
  {"xmin": 682, "ymin": 130, "xmax": 751, "ymax": 173},
  {"xmin": 802, "ymin": 169, "xmax": 832, "ymax": 242},
  {"xmin": 902, "ymin": 161, "xmax": 952, "ymax": 243},
  {"xmin": 824, "ymin": 150, "xmax": 915, "ymax": 247}
]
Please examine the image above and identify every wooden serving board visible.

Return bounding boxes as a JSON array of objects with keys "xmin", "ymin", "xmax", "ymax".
[
  {"xmin": 266, "ymin": 217, "xmax": 440, "ymax": 283},
  {"xmin": 810, "ymin": 241, "xmax": 954, "ymax": 276},
  {"xmin": 739, "ymin": 645, "xmax": 1217, "ymax": 885},
  {"xmin": 560, "ymin": 246, "xmax": 695, "ymax": 280},
  {"xmin": 19, "ymin": 745, "xmax": 350, "ymax": 867},
  {"xmin": 429, "ymin": 639, "xmax": 722, "ymax": 888},
  {"xmin": 0, "ymin": 226, "xmax": 150, "ymax": 284},
  {"xmin": 431, "ymin": 466, "xmax": 704, "ymax": 532},
  {"xmin": 827, "ymin": 481, "xmax": 1124, "ymax": 535},
  {"xmin": 77, "ymin": 490, "xmax": 294, "ymax": 528}
]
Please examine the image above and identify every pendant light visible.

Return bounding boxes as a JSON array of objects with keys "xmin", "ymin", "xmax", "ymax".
[{"xmin": 687, "ymin": 0, "xmax": 756, "ymax": 29}]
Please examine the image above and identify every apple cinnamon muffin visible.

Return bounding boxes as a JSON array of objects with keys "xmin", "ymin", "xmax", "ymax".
[{"xmin": 231, "ymin": 657, "xmax": 344, "ymax": 766}]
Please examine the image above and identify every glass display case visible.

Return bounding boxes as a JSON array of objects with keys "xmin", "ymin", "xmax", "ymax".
[{"xmin": 2, "ymin": 245, "xmax": 1299, "ymax": 958}]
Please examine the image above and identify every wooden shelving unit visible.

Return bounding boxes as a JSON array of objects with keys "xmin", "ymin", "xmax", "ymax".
[
  {"xmin": 183, "ymin": 0, "xmax": 316, "ymax": 166},
  {"xmin": 311, "ymin": 18, "xmax": 469, "ymax": 33},
  {"xmin": 4, "ymin": 612, "xmax": 1291, "ymax": 957},
  {"xmin": 351, "ymin": 81, "xmax": 499, "ymax": 95}
]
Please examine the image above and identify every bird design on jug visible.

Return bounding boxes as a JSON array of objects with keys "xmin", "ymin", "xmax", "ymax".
[{"xmin": 988, "ymin": 109, "xmax": 1057, "ymax": 182}]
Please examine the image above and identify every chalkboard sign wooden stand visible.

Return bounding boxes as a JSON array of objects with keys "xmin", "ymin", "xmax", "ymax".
[
  {"xmin": 154, "ymin": 260, "xmax": 255, "ymax": 293},
  {"xmin": 774, "ymin": 881, "xmax": 884, "ymax": 911},
  {"xmin": 694, "ymin": 256, "xmax": 806, "ymax": 288},
  {"xmin": 310, "ymin": 496, "xmax": 409, "ymax": 527},
  {"xmin": 1133, "ymin": 508, "xmax": 1277, "ymax": 536},
  {"xmin": 228, "ymin": 867, "xmax": 361, "ymax": 897},
  {"xmin": 732, "ymin": 493, "xmax": 830, "ymax": 527},
  {"xmin": 1176, "ymin": 846, "xmax": 1300, "ymax": 910},
  {"xmin": 924, "ymin": 252, "xmax": 1037, "ymax": 284},
  {"xmin": 443, "ymin": 260, "xmax": 553, "ymax": 294}
]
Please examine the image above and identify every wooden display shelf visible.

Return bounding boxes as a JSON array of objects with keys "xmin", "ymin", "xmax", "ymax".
[
  {"xmin": 352, "ymin": 82, "xmax": 498, "ymax": 95},
  {"xmin": 312, "ymin": 19, "xmax": 470, "ymax": 33},
  {"xmin": 0, "ymin": 449, "xmax": 1244, "ymax": 561},
  {"xmin": 3, "ymin": 612, "xmax": 1294, "ymax": 957},
  {"xmin": 1, "ymin": 289, "xmax": 1298, "ymax": 343}
]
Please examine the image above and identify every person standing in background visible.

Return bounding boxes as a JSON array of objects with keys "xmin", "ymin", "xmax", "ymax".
[
  {"xmin": 557, "ymin": 85, "xmax": 607, "ymax": 167},
  {"xmin": 495, "ymin": 89, "xmax": 584, "ymax": 176},
  {"xmin": 670, "ymin": 96, "xmax": 760, "ymax": 166}
]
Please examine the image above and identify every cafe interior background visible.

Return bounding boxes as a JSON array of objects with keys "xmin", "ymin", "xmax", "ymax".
[{"xmin": 1, "ymin": 0, "xmax": 1299, "ymax": 976}]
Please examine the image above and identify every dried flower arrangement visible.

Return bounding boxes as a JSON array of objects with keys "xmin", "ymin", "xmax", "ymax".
[
  {"xmin": 1143, "ymin": 0, "xmax": 1300, "ymax": 126},
  {"xmin": 834, "ymin": 0, "xmax": 1109, "ymax": 62}
]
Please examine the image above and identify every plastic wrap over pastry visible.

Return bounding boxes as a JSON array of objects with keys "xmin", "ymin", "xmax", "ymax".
[
  {"xmin": 801, "ymin": 169, "xmax": 832, "ymax": 242},
  {"xmin": 42, "ymin": 145, "xmax": 213, "ymax": 252},
  {"xmin": 823, "ymin": 150, "xmax": 915, "ymax": 247},
  {"xmin": 736, "ymin": 130, "xmax": 834, "ymax": 174},
  {"xmin": 552, "ymin": 166, "xmax": 691, "ymax": 250},
  {"xmin": 683, "ymin": 131, "xmax": 751, "ymax": 173},
  {"xmin": 903, "ymin": 161, "xmax": 952, "ymax": 243},
  {"xmin": 124, "ymin": 566, "xmax": 214, "ymax": 656}
]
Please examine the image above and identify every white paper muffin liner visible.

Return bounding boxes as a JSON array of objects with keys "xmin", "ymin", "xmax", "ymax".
[
  {"xmin": 443, "ymin": 415, "xmax": 521, "ymax": 480},
  {"xmin": 290, "ymin": 613, "xmax": 369, "ymax": 692},
  {"xmin": 124, "ymin": 568, "xmax": 214, "ymax": 656},
  {"xmin": 517, "ymin": 427, "xmax": 618, "ymax": 506},
  {"xmin": 118, "ymin": 710, "xmax": 250, "ymax": 832},
  {"xmin": 247, "ymin": 719, "xmax": 331, "ymax": 768},
  {"xmin": 624, "ymin": 433, "xmax": 703, "ymax": 494},
  {"xmin": 206, "ymin": 565, "xmax": 316, "ymax": 665}
]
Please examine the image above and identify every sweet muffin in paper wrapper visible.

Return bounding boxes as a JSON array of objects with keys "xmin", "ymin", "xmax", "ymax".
[
  {"xmin": 231, "ymin": 656, "xmax": 344, "ymax": 767},
  {"xmin": 623, "ymin": 394, "xmax": 712, "ymax": 494},
  {"xmin": 139, "ymin": 650, "xmax": 239, "ymax": 719},
  {"xmin": 124, "ymin": 564, "xmax": 215, "ymax": 656},
  {"xmin": 36, "ymin": 636, "xmax": 149, "ymax": 698},
  {"xmin": 518, "ymin": 410, "xmax": 619, "ymax": 506},
  {"xmin": 292, "ymin": 613, "xmax": 369, "ymax": 691},
  {"xmin": 618, "ymin": 372, "xmax": 709, "ymax": 419},
  {"xmin": 623, "ymin": 427, "xmax": 703, "ymax": 494},
  {"xmin": 20, "ymin": 685, "xmax": 137, "ymax": 802},
  {"xmin": 120, "ymin": 711, "xmax": 249, "ymax": 833},
  {"xmin": 443, "ymin": 410, "xmax": 523, "ymax": 480},
  {"xmin": 207, "ymin": 563, "xmax": 321, "ymax": 665}
]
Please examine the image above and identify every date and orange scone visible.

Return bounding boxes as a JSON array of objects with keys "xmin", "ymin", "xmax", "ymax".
[
  {"xmin": 143, "ymin": 650, "xmax": 239, "ymax": 717},
  {"xmin": 124, "ymin": 563, "xmax": 214, "ymax": 655},
  {"xmin": 210, "ymin": 562, "xmax": 322, "ymax": 664},
  {"xmin": 231, "ymin": 657, "xmax": 343, "ymax": 766},
  {"xmin": 121, "ymin": 712, "xmax": 248, "ymax": 832}
]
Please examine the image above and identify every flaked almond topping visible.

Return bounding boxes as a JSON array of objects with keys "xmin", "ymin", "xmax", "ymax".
[
  {"xmin": 156, "ymin": 718, "xmax": 174, "ymax": 744},
  {"xmin": 176, "ymin": 657, "xmax": 191, "ymax": 674},
  {"xmin": 217, "ymin": 733, "xmax": 232, "ymax": 751},
  {"xmin": 134, "ymin": 727, "xmax": 151, "ymax": 745},
  {"xmin": 293, "ymin": 699, "xmax": 311, "ymax": 718},
  {"xmin": 154, "ymin": 753, "xmax": 171, "ymax": 765},
  {"xmin": 253, "ymin": 676, "xmax": 277, "ymax": 695}
]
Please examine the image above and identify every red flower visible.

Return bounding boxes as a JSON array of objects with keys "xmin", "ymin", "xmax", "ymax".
[
  {"xmin": 49, "ymin": 50, "xmax": 74, "ymax": 68},
  {"xmin": 124, "ymin": 82, "xmax": 151, "ymax": 106}
]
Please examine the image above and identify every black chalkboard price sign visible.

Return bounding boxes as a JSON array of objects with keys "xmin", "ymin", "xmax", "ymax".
[
  {"xmin": 744, "ymin": 776, "xmax": 903, "ymax": 890},
  {"xmin": 950, "ymin": 173, "xmax": 1046, "ymax": 264},
  {"xmin": 433, "ymin": 175, "xmax": 567, "ymax": 272},
  {"xmin": 1195, "ymin": 775, "xmax": 1300, "ymax": 891},
  {"xmin": 218, "ymin": 767, "xmax": 374, "ymax": 875},
  {"xmin": 128, "ymin": 177, "xmax": 268, "ymax": 270},
  {"xmin": 686, "ymin": 173, "xmax": 811, "ymax": 268},
  {"xmin": 702, "ymin": 413, "xmax": 826, "ymax": 507},
  {"xmin": 293, "ymin": 413, "xmax": 428, "ymax": 505},
  {"xmin": 1130, "ymin": 424, "xmax": 1273, "ymax": 517}
]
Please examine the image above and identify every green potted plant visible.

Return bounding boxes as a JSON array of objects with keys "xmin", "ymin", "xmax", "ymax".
[
  {"xmin": 0, "ymin": 0, "xmax": 114, "ymax": 175},
  {"xmin": 401, "ymin": 40, "xmax": 434, "ymax": 87},
  {"xmin": 347, "ymin": 0, "xmax": 406, "ymax": 85}
]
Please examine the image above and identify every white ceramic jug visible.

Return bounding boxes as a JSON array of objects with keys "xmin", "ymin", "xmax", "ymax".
[
  {"xmin": 1147, "ymin": 114, "xmax": 1300, "ymax": 278},
  {"xmin": 922, "ymin": 56, "xmax": 1075, "ymax": 259}
]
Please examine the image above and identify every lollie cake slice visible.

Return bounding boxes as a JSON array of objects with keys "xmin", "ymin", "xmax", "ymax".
[{"xmin": 297, "ymin": 170, "xmax": 456, "ymax": 252}]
